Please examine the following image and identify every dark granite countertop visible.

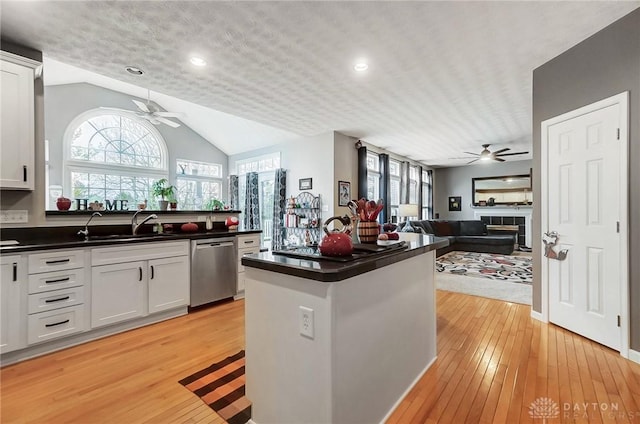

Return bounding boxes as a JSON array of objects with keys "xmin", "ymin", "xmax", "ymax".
[
  {"xmin": 241, "ymin": 233, "xmax": 449, "ymax": 282},
  {"xmin": 0, "ymin": 225, "xmax": 261, "ymax": 254}
]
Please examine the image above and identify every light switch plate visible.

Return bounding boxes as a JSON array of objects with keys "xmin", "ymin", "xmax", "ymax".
[{"xmin": 0, "ymin": 210, "xmax": 28, "ymax": 224}]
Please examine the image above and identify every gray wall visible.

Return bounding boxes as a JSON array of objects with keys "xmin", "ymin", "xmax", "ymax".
[
  {"xmin": 532, "ymin": 9, "xmax": 640, "ymax": 350},
  {"xmin": 45, "ymin": 83, "xmax": 229, "ymax": 201},
  {"xmin": 434, "ymin": 159, "xmax": 532, "ymax": 220}
]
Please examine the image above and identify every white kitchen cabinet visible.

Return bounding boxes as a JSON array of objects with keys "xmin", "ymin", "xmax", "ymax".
[
  {"xmin": 236, "ymin": 234, "xmax": 261, "ymax": 297},
  {"xmin": 0, "ymin": 51, "xmax": 39, "ymax": 190},
  {"xmin": 91, "ymin": 261, "xmax": 146, "ymax": 328},
  {"xmin": 1, "ymin": 255, "xmax": 27, "ymax": 354},
  {"xmin": 148, "ymin": 256, "xmax": 189, "ymax": 314},
  {"xmin": 90, "ymin": 241, "xmax": 189, "ymax": 328}
]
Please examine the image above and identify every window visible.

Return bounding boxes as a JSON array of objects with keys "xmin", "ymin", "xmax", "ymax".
[
  {"xmin": 366, "ymin": 152, "xmax": 380, "ymax": 201},
  {"xmin": 236, "ymin": 153, "xmax": 281, "ymax": 248},
  {"xmin": 422, "ymin": 169, "xmax": 433, "ymax": 219},
  {"xmin": 176, "ymin": 159, "xmax": 223, "ymax": 210},
  {"xmin": 64, "ymin": 110, "xmax": 167, "ymax": 209},
  {"xmin": 389, "ymin": 159, "xmax": 401, "ymax": 222},
  {"xmin": 409, "ymin": 166, "xmax": 419, "ymax": 204}
]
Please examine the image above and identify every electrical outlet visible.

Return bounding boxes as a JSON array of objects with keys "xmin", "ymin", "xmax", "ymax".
[
  {"xmin": 197, "ymin": 216, "xmax": 206, "ymax": 222},
  {"xmin": 299, "ymin": 306, "xmax": 314, "ymax": 339},
  {"xmin": 0, "ymin": 210, "xmax": 28, "ymax": 224}
]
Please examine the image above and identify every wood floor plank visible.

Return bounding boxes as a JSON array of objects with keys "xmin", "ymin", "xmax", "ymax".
[{"xmin": 3, "ymin": 290, "xmax": 640, "ymax": 424}]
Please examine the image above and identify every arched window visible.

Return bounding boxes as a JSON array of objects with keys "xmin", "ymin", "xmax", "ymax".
[{"xmin": 64, "ymin": 109, "xmax": 168, "ymax": 209}]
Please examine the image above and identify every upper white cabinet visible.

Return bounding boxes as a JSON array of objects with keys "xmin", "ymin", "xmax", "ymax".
[{"xmin": 0, "ymin": 51, "xmax": 39, "ymax": 190}]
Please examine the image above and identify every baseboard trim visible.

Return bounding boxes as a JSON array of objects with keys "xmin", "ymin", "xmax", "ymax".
[
  {"xmin": 629, "ymin": 349, "xmax": 640, "ymax": 365},
  {"xmin": 380, "ymin": 355, "xmax": 437, "ymax": 423},
  {"xmin": 530, "ymin": 310, "xmax": 545, "ymax": 322}
]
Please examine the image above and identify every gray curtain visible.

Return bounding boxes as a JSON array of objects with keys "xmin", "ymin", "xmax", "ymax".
[
  {"xmin": 272, "ymin": 169, "xmax": 287, "ymax": 249},
  {"xmin": 244, "ymin": 172, "xmax": 261, "ymax": 230},
  {"xmin": 400, "ymin": 161, "xmax": 410, "ymax": 204},
  {"xmin": 229, "ymin": 175, "xmax": 239, "ymax": 210}
]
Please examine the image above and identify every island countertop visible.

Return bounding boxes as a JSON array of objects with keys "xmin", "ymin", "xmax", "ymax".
[{"xmin": 241, "ymin": 232, "xmax": 448, "ymax": 282}]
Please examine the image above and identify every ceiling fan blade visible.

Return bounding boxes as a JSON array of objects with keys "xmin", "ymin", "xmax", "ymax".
[
  {"xmin": 100, "ymin": 107, "xmax": 134, "ymax": 113},
  {"xmin": 463, "ymin": 152, "xmax": 480, "ymax": 156},
  {"xmin": 494, "ymin": 157, "xmax": 506, "ymax": 162},
  {"xmin": 495, "ymin": 151, "xmax": 529, "ymax": 157},
  {"xmin": 132, "ymin": 99, "xmax": 150, "ymax": 113},
  {"xmin": 492, "ymin": 148, "xmax": 510, "ymax": 155},
  {"xmin": 467, "ymin": 158, "xmax": 480, "ymax": 165},
  {"xmin": 155, "ymin": 116, "xmax": 181, "ymax": 128},
  {"xmin": 154, "ymin": 111, "xmax": 185, "ymax": 118}
]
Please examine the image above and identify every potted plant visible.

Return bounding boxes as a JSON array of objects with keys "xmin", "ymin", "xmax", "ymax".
[
  {"xmin": 205, "ymin": 198, "xmax": 224, "ymax": 211},
  {"xmin": 169, "ymin": 194, "xmax": 178, "ymax": 211},
  {"xmin": 152, "ymin": 178, "xmax": 175, "ymax": 211}
]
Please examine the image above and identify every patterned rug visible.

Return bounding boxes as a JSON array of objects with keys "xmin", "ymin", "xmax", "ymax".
[
  {"xmin": 179, "ymin": 350, "xmax": 251, "ymax": 424},
  {"xmin": 436, "ymin": 251, "xmax": 532, "ymax": 284}
]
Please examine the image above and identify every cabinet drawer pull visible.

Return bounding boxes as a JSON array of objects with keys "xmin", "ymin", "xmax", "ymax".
[
  {"xmin": 243, "ymin": 240, "xmax": 255, "ymax": 244},
  {"xmin": 45, "ymin": 296, "xmax": 70, "ymax": 303},
  {"xmin": 45, "ymin": 277, "xmax": 70, "ymax": 284},
  {"xmin": 12, "ymin": 263, "xmax": 17, "ymax": 281},
  {"xmin": 139, "ymin": 267, "xmax": 143, "ymax": 281},
  {"xmin": 23, "ymin": 165, "xmax": 27, "ymax": 182},
  {"xmin": 45, "ymin": 258, "xmax": 70, "ymax": 265},
  {"xmin": 45, "ymin": 319, "xmax": 70, "ymax": 328},
  {"xmin": 150, "ymin": 265, "xmax": 154, "ymax": 280}
]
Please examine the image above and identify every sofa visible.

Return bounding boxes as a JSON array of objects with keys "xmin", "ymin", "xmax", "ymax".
[{"xmin": 398, "ymin": 219, "xmax": 515, "ymax": 257}]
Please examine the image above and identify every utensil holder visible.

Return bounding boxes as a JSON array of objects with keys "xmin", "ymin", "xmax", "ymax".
[{"xmin": 357, "ymin": 221, "xmax": 379, "ymax": 244}]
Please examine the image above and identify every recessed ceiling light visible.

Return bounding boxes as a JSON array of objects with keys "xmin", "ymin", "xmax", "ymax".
[
  {"xmin": 354, "ymin": 62, "xmax": 369, "ymax": 72},
  {"xmin": 125, "ymin": 66, "xmax": 144, "ymax": 75},
  {"xmin": 190, "ymin": 56, "xmax": 207, "ymax": 67}
]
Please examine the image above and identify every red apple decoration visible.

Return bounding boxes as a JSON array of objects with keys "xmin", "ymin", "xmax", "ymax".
[{"xmin": 56, "ymin": 196, "xmax": 72, "ymax": 211}]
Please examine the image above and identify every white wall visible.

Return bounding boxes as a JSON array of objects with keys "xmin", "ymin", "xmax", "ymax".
[
  {"xmin": 333, "ymin": 131, "xmax": 359, "ymax": 217},
  {"xmin": 434, "ymin": 159, "xmax": 532, "ymax": 220},
  {"xmin": 228, "ymin": 132, "xmax": 335, "ymax": 219}
]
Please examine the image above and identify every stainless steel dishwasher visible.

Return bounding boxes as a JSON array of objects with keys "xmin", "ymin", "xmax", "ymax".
[{"xmin": 190, "ymin": 237, "xmax": 237, "ymax": 307}]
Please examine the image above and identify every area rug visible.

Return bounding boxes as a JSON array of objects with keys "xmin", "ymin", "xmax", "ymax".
[
  {"xmin": 179, "ymin": 350, "xmax": 251, "ymax": 424},
  {"xmin": 436, "ymin": 251, "xmax": 532, "ymax": 284},
  {"xmin": 435, "ymin": 251, "xmax": 532, "ymax": 305}
]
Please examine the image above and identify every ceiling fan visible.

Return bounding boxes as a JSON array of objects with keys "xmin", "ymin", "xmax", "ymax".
[
  {"xmin": 461, "ymin": 144, "xmax": 529, "ymax": 164},
  {"xmin": 102, "ymin": 89, "xmax": 184, "ymax": 128}
]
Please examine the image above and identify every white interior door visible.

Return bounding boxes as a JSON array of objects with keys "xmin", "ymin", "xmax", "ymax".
[{"xmin": 543, "ymin": 94, "xmax": 627, "ymax": 352}]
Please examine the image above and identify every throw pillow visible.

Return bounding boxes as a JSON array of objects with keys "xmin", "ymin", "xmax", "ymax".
[{"xmin": 431, "ymin": 221, "xmax": 453, "ymax": 236}]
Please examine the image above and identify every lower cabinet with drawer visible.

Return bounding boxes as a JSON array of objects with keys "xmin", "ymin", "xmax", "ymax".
[
  {"xmin": 27, "ymin": 304, "xmax": 85, "ymax": 345},
  {"xmin": 26, "ymin": 248, "xmax": 88, "ymax": 345},
  {"xmin": 236, "ymin": 233, "xmax": 261, "ymax": 298}
]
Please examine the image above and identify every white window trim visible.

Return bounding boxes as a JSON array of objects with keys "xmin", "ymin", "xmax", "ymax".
[{"xmin": 62, "ymin": 109, "xmax": 169, "ymax": 203}]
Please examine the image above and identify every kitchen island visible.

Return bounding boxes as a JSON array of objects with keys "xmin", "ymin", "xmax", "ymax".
[{"xmin": 241, "ymin": 232, "xmax": 448, "ymax": 424}]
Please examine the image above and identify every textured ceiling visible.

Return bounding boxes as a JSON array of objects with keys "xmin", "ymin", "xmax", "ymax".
[{"xmin": 1, "ymin": 1, "xmax": 638, "ymax": 167}]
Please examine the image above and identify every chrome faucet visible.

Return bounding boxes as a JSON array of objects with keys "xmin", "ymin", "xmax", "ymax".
[
  {"xmin": 78, "ymin": 212, "xmax": 102, "ymax": 240},
  {"xmin": 132, "ymin": 210, "xmax": 158, "ymax": 235}
]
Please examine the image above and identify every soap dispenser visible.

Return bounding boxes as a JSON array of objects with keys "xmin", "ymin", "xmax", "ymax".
[{"xmin": 205, "ymin": 215, "xmax": 213, "ymax": 231}]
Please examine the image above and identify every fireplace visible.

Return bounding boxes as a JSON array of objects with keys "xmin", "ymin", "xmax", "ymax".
[{"xmin": 474, "ymin": 208, "xmax": 532, "ymax": 248}]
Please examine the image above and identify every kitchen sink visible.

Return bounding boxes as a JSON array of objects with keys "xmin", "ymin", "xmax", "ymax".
[{"xmin": 86, "ymin": 233, "xmax": 177, "ymax": 241}]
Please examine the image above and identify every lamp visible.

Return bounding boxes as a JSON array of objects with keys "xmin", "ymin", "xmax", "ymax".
[{"xmin": 398, "ymin": 203, "xmax": 419, "ymax": 232}]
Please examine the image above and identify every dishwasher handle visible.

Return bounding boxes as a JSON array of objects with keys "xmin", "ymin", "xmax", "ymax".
[{"xmin": 196, "ymin": 241, "xmax": 235, "ymax": 249}]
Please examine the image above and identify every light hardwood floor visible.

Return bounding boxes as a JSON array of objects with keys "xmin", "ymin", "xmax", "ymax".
[{"xmin": 2, "ymin": 292, "xmax": 639, "ymax": 423}]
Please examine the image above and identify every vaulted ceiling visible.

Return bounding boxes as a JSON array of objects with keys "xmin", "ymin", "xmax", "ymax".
[{"xmin": 2, "ymin": 1, "xmax": 638, "ymax": 166}]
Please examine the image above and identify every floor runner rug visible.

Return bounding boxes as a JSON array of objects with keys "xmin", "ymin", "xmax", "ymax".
[
  {"xmin": 436, "ymin": 251, "xmax": 532, "ymax": 284},
  {"xmin": 179, "ymin": 350, "xmax": 251, "ymax": 424}
]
